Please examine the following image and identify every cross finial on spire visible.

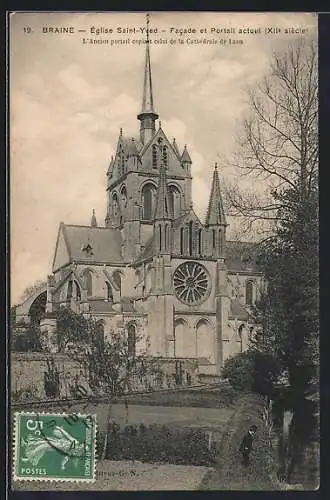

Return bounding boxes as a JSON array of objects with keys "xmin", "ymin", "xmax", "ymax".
[{"xmin": 137, "ymin": 12, "xmax": 159, "ymax": 144}]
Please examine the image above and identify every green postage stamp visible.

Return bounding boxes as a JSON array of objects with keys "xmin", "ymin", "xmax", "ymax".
[{"xmin": 13, "ymin": 412, "xmax": 97, "ymax": 482}]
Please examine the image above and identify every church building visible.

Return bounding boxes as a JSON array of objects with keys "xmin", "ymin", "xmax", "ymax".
[{"xmin": 15, "ymin": 28, "xmax": 264, "ymax": 377}]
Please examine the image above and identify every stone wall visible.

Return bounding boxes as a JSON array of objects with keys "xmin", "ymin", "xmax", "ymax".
[
  {"xmin": 11, "ymin": 352, "xmax": 83, "ymax": 401},
  {"xmin": 11, "ymin": 352, "xmax": 199, "ymax": 403}
]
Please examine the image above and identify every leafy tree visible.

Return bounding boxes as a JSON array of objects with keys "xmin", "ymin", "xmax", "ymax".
[
  {"xmin": 222, "ymin": 350, "xmax": 281, "ymax": 398},
  {"xmin": 223, "ymin": 38, "xmax": 318, "ymax": 482},
  {"xmin": 57, "ymin": 308, "xmax": 160, "ymax": 459},
  {"xmin": 54, "ymin": 307, "xmax": 92, "ymax": 351},
  {"xmin": 11, "ymin": 321, "xmax": 43, "ymax": 352}
]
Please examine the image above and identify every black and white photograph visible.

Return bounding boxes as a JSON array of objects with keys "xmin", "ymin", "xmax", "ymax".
[{"xmin": 10, "ymin": 11, "xmax": 319, "ymax": 491}]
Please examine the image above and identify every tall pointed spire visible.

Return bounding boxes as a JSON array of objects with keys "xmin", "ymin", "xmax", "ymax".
[
  {"xmin": 137, "ymin": 13, "xmax": 159, "ymax": 144},
  {"xmin": 205, "ymin": 163, "xmax": 227, "ymax": 227},
  {"xmin": 154, "ymin": 164, "xmax": 172, "ymax": 220}
]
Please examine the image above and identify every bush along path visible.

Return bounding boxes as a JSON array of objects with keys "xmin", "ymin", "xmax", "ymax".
[{"xmin": 200, "ymin": 393, "xmax": 280, "ymax": 491}]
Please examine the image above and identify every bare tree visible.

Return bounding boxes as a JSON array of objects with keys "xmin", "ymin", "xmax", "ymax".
[
  {"xmin": 223, "ymin": 38, "xmax": 318, "ymax": 239},
  {"xmin": 19, "ymin": 279, "xmax": 47, "ymax": 303}
]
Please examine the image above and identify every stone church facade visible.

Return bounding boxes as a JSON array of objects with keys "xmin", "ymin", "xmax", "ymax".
[{"xmin": 15, "ymin": 34, "xmax": 264, "ymax": 377}]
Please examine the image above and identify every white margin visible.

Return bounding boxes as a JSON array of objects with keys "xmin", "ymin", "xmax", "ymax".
[{"xmin": 12, "ymin": 411, "xmax": 98, "ymax": 483}]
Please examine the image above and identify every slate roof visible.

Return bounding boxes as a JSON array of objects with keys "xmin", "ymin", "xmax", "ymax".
[
  {"xmin": 62, "ymin": 224, "xmax": 123, "ymax": 264},
  {"xmin": 135, "ymin": 236, "xmax": 154, "ymax": 264},
  {"xmin": 120, "ymin": 137, "xmax": 142, "ymax": 156},
  {"xmin": 172, "ymin": 209, "xmax": 203, "ymax": 229},
  {"xmin": 134, "ymin": 233, "xmax": 260, "ymax": 270}
]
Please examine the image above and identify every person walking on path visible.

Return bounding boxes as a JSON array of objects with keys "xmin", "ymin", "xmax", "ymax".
[{"xmin": 239, "ymin": 425, "xmax": 257, "ymax": 466}]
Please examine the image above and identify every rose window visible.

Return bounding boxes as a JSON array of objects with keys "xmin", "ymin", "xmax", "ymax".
[{"xmin": 173, "ymin": 262, "xmax": 210, "ymax": 305}]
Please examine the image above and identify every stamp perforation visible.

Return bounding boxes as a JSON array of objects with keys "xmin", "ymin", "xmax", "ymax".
[{"xmin": 13, "ymin": 411, "xmax": 97, "ymax": 483}]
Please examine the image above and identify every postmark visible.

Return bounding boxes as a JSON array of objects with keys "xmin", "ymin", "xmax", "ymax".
[{"xmin": 13, "ymin": 412, "xmax": 97, "ymax": 482}]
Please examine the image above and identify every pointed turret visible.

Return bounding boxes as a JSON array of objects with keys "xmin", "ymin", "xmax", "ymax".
[
  {"xmin": 154, "ymin": 164, "xmax": 172, "ymax": 221},
  {"xmin": 205, "ymin": 163, "xmax": 227, "ymax": 227},
  {"xmin": 205, "ymin": 164, "xmax": 227, "ymax": 259},
  {"xmin": 181, "ymin": 145, "xmax": 192, "ymax": 164},
  {"xmin": 91, "ymin": 209, "xmax": 97, "ymax": 227},
  {"xmin": 137, "ymin": 14, "xmax": 159, "ymax": 144}
]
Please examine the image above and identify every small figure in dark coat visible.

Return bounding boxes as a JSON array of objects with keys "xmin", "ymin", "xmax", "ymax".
[{"xmin": 239, "ymin": 425, "xmax": 257, "ymax": 466}]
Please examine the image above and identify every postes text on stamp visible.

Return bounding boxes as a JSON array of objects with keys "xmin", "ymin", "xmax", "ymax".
[{"xmin": 13, "ymin": 412, "xmax": 97, "ymax": 482}]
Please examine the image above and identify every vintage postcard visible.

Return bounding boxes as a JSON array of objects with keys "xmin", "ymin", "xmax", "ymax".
[{"xmin": 10, "ymin": 11, "xmax": 319, "ymax": 491}]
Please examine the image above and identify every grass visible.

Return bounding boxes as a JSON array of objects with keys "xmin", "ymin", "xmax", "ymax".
[{"xmin": 200, "ymin": 393, "xmax": 280, "ymax": 490}]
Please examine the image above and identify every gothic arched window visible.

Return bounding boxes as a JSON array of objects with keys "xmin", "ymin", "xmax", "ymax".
[
  {"xmin": 188, "ymin": 221, "xmax": 193, "ymax": 256},
  {"xmin": 168, "ymin": 185, "xmax": 181, "ymax": 218},
  {"xmin": 106, "ymin": 282, "xmax": 113, "ymax": 302},
  {"xmin": 84, "ymin": 270, "xmax": 93, "ymax": 297},
  {"xmin": 127, "ymin": 324, "xmax": 136, "ymax": 357},
  {"xmin": 165, "ymin": 224, "xmax": 168, "ymax": 251},
  {"xmin": 198, "ymin": 229, "xmax": 202, "ymax": 255},
  {"xmin": 142, "ymin": 183, "xmax": 156, "ymax": 220},
  {"xmin": 212, "ymin": 229, "xmax": 216, "ymax": 251},
  {"xmin": 120, "ymin": 186, "xmax": 127, "ymax": 210},
  {"xmin": 75, "ymin": 281, "xmax": 81, "ymax": 301},
  {"xmin": 112, "ymin": 193, "xmax": 120, "ymax": 217},
  {"xmin": 162, "ymin": 146, "xmax": 168, "ymax": 167},
  {"xmin": 67, "ymin": 280, "xmax": 73, "ymax": 300},
  {"xmin": 113, "ymin": 271, "xmax": 122, "ymax": 294},
  {"xmin": 159, "ymin": 225, "xmax": 162, "ymax": 251},
  {"xmin": 152, "ymin": 145, "xmax": 157, "ymax": 168},
  {"xmin": 246, "ymin": 281, "xmax": 253, "ymax": 305}
]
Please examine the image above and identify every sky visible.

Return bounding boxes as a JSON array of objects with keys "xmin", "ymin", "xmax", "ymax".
[{"xmin": 10, "ymin": 11, "xmax": 317, "ymax": 304}]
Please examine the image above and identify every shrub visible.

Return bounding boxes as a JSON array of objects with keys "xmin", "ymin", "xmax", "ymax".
[
  {"xmin": 222, "ymin": 350, "xmax": 281, "ymax": 397},
  {"xmin": 11, "ymin": 325, "xmax": 43, "ymax": 352},
  {"xmin": 222, "ymin": 352, "xmax": 254, "ymax": 392},
  {"xmin": 99, "ymin": 423, "xmax": 217, "ymax": 466}
]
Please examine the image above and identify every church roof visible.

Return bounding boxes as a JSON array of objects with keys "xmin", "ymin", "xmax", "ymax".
[
  {"xmin": 118, "ymin": 135, "xmax": 143, "ymax": 155},
  {"xmin": 172, "ymin": 208, "xmax": 203, "ymax": 229},
  {"xmin": 134, "ymin": 236, "xmax": 154, "ymax": 265},
  {"xmin": 61, "ymin": 224, "xmax": 123, "ymax": 264}
]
